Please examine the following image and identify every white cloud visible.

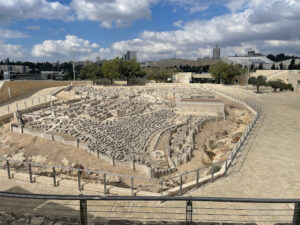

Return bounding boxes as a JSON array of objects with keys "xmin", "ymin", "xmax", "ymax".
[
  {"xmin": 248, "ymin": 0, "xmax": 300, "ymax": 24},
  {"xmin": 0, "ymin": 44, "xmax": 24, "ymax": 60},
  {"xmin": 26, "ymin": 26, "xmax": 40, "ymax": 30},
  {"xmin": 225, "ymin": 0, "xmax": 249, "ymax": 12},
  {"xmin": 173, "ymin": 20, "xmax": 183, "ymax": 28},
  {"xmin": 0, "ymin": 0, "xmax": 73, "ymax": 22},
  {"xmin": 0, "ymin": 29, "xmax": 28, "ymax": 40},
  {"xmin": 71, "ymin": 0, "xmax": 157, "ymax": 28},
  {"xmin": 165, "ymin": 0, "xmax": 243, "ymax": 13},
  {"xmin": 166, "ymin": 0, "xmax": 210, "ymax": 12},
  {"xmin": 111, "ymin": 0, "xmax": 300, "ymax": 60},
  {"xmin": 31, "ymin": 35, "xmax": 101, "ymax": 60},
  {"xmin": 0, "ymin": 0, "xmax": 255, "ymax": 29}
]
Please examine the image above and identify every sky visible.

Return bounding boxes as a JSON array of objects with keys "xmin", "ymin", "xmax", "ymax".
[{"xmin": 0, "ymin": 0, "xmax": 300, "ymax": 62}]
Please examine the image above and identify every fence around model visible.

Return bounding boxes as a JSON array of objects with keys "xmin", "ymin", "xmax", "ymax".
[
  {"xmin": 0, "ymin": 192, "xmax": 299, "ymax": 225},
  {"xmin": 0, "ymin": 87, "xmax": 261, "ymax": 197}
]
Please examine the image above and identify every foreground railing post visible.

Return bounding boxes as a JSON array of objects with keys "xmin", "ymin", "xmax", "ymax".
[
  {"xmin": 78, "ymin": 170, "xmax": 81, "ymax": 191},
  {"xmin": 293, "ymin": 202, "xmax": 300, "ymax": 225},
  {"xmin": 180, "ymin": 175, "xmax": 183, "ymax": 195},
  {"xmin": 52, "ymin": 167, "xmax": 56, "ymax": 187},
  {"xmin": 29, "ymin": 163, "xmax": 33, "ymax": 183},
  {"xmin": 186, "ymin": 200, "xmax": 193, "ymax": 225},
  {"xmin": 6, "ymin": 160, "xmax": 11, "ymax": 179},
  {"xmin": 103, "ymin": 173, "xmax": 107, "ymax": 195},
  {"xmin": 80, "ymin": 199, "xmax": 88, "ymax": 225}
]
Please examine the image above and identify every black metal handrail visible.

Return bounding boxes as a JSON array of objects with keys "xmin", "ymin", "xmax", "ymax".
[
  {"xmin": 0, "ymin": 192, "xmax": 299, "ymax": 203},
  {"xmin": 0, "ymin": 192, "xmax": 299, "ymax": 225}
]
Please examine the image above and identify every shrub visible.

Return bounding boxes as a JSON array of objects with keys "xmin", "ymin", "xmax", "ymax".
[{"xmin": 267, "ymin": 80, "xmax": 294, "ymax": 92}]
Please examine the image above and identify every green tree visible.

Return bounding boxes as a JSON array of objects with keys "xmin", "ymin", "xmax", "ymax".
[
  {"xmin": 271, "ymin": 63, "xmax": 276, "ymax": 70},
  {"xmin": 209, "ymin": 62, "xmax": 245, "ymax": 84},
  {"xmin": 79, "ymin": 63, "xmax": 102, "ymax": 80},
  {"xmin": 288, "ymin": 57, "xmax": 295, "ymax": 70},
  {"xmin": 120, "ymin": 59, "xmax": 145, "ymax": 81},
  {"xmin": 144, "ymin": 67, "xmax": 176, "ymax": 82},
  {"xmin": 102, "ymin": 58, "xmax": 121, "ymax": 84},
  {"xmin": 248, "ymin": 75, "xmax": 267, "ymax": 93},
  {"xmin": 279, "ymin": 62, "xmax": 284, "ymax": 70},
  {"xmin": 267, "ymin": 80, "xmax": 281, "ymax": 92}
]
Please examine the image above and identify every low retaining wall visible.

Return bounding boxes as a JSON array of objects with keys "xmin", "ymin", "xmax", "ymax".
[{"xmin": 0, "ymin": 80, "xmax": 92, "ymax": 104}]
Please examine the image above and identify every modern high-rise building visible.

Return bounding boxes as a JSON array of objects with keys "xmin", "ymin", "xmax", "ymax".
[
  {"xmin": 122, "ymin": 51, "xmax": 137, "ymax": 60},
  {"xmin": 212, "ymin": 45, "xmax": 221, "ymax": 59}
]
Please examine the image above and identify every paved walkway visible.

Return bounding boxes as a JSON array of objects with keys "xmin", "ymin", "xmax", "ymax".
[
  {"xmin": 196, "ymin": 85, "xmax": 300, "ymax": 199},
  {"xmin": 0, "ymin": 85, "xmax": 299, "ymax": 224}
]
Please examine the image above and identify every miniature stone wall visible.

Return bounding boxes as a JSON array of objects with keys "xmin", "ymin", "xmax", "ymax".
[{"xmin": 0, "ymin": 80, "xmax": 92, "ymax": 103}]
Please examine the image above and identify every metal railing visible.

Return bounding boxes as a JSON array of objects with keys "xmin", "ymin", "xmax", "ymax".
[
  {"xmin": 0, "ymin": 158, "xmax": 160, "ymax": 195},
  {"xmin": 0, "ymin": 192, "xmax": 299, "ymax": 225}
]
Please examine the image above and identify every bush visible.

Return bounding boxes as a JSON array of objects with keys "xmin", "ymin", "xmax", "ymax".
[
  {"xmin": 267, "ymin": 80, "xmax": 294, "ymax": 92},
  {"xmin": 284, "ymin": 83, "xmax": 294, "ymax": 91}
]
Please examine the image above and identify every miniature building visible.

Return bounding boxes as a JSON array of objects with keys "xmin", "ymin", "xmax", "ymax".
[
  {"xmin": 172, "ymin": 72, "xmax": 192, "ymax": 83},
  {"xmin": 177, "ymin": 94, "xmax": 225, "ymax": 117}
]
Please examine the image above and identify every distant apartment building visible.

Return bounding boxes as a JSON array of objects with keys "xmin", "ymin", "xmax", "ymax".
[
  {"xmin": 212, "ymin": 45, "xmax": 221, "ymax": 59},
  {"xmin": 122, "ymin": 51, "xmax": 137, "ymax": 60},
  {"xmin": 0, "ymin": 65, "xmax": 30, "ymax": 74}
]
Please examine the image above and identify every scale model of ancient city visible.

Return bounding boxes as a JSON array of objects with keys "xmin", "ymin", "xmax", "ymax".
[{"xmin": 2, "ymin": 83, "xmax": 256, "ymax": 194}]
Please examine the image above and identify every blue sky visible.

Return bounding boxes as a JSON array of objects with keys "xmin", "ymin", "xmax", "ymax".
[{"xmin": 0, "ymin": 0, "xmax": 300, "ymax": 62}]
